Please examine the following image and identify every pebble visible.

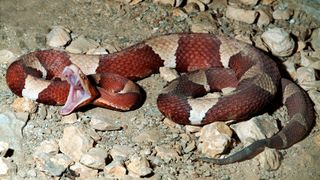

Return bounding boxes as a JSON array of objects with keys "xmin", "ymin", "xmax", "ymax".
[
  {"xmin": 190, "ymin": 22, "xmax": 217, "ymax": 33},
  {"xmin": 296, "ymin": 67, "xmax": 316, "ymax": 91},
  {"xmin": 110, "ymin": 145, "xmax": 134, "ymax": 160},
  {"xmin": 0, "ymin": 141, "xmax": 9, "ymax": 157},
  {"xmin": 86, "ymin": 47, "xmax": 108, "ymax": 55},
  {"xmin": 283, "ymin": 59, "xmax": 297, "ymax": 80},
  {"xmin": 104, "ymin": 160, "xmax": 127, "ymax": 178},
  {"xmin": 257, "ymin": 9, "xmax": 272, "ymax": 28},
  {"xmin": 184, "ymin": 2, "xmax": 200, "ymax": 13},
  {"xmin": 127, "ymin": 155, "xmax": 153, "ymax": 177},
  {"xmin": 0, "ymin": 49, "xmax": 16, "ymax": 64},
  {"xmin": 46, "ymin": 26, "xmax": 71, "ymax": 48},
  {"xmin": 61, "ymin": 113, "xmax": 78, "ymax": 124},
  {"xmin": 198, "ymin": 122, "xmax": 233, "ymax": 158},
  {"xmin": 34, "ymin": 152, "xmax": 73, "ymax": 176},
  {"xmin": 159, "ymin": 67, "xmax": 179, "ymax": 82},
  {"xmin": 34, "ymin": 139, "xmax": 59, "ymax": 155},
  {"xmin": 272, "ymin": 7, "xmax": 293, "ymax": 20},
  {"xmin": 313, "ymin": 133, "xmax": 320, "ymax": 146},
  {"xmin": 239, "ymin": 0, "xmax": 258, "ymax": 6},
  {"xmin": 261, "ymin": 27, "xmax": 295, "ymax": 57},
  {"xmin": 259, "ymin": 148, "xmax": 281, "ymax": 170},
  {"xmin": 89, "ymin": 117, "xmax": 121, "ymax": 131},
  {"xmin": 225, "ymin": 6, "xmax": 258, "ymax": 24},
  {"xmin": 59, "ymin": 125, "xmax": 94, "ymax": 162},
  {"xmin": 311, "ymin": 28, "xmax": 320, "ymax": 50},
  {"xmin": 0, "ymin": 157, "xmax": 9, "ymax": 176},
  {"xmin": 70, "ymin": 162, "xmax": 98, "ymax": 180},
  {"xmin": 80, "ymin": 147, "xmax": 109, "ymax": 169},
  {"xmin": 133, "ymin": 128, "xmax": 164, "ymax": 143},
  {"xmin": 153, "ymin": 0, "xmax": 176, "ymax": 7},
  {"xmin": 65, "ymin": 35, "xmax": 100, "ymax": 54},
  {"xmin": 172, "ymin": 8, "xmax": 188, "ymax": 19},
  {"xmin": 308, "ymin": 90, "xmax": 320, "ymax": 115},
  {"xmin": 185, "ymin": 125, "xmax": 201, "ymax": 133},
  {"xmin": 11, "ymin": 97, "xmax": 37, "ymax": 113},
  {"xmin": 155, "ymin": 144, "xmax": 180, "ymax": 161}
]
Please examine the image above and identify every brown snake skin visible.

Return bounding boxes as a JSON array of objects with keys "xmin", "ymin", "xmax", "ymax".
[{"xmin": 5, "ymin": 33, "xmax": 315, "ymax": 164}]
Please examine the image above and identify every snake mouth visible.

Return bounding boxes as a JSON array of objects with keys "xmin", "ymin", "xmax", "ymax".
[{"xmin": 60, "ymin": 64, "xmax": 99, "ymax": 115}]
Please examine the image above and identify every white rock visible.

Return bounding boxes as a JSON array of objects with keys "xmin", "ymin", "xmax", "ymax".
[
  {"xmin": 59, "ymin": 126, "xmax": 94, "ymax": 162},
  {"xmin": 185, "ymin": 125, "xmax": 201, "ymax": 133},
  {"xmin": 155, "ymin": 145, "xmax": 180, "ymax": 161},
  {"xmin": 0, "ymin": 49, "xmax": 16, "ymax": 64},
  {"xmin": 89, "ymin": 117, "xmax": 121, "ymax": 131},
  {"xmin": 159, "ymin": 67, "xmax": 179, "ymax": 82},
  {"xmin": 153, "ymin": 0, "xmax": 175, "ymax": 6},
  {"xmin": 199, "ymin": 122, "xmax": 233, "ymax": 158},
  {"xmin": 127, "ymin": 155, "xmax": 153, "ymax": 177},
  {"xmin": 46, "ymin": 26, "xmax": 71, "ymax": 48},
  {"xmin": 283, "ymin": 59, "xmax": 297, "ymax": 80},
  {"xmin": 259, "ymin": 148, "xmax": 281, "ymax": 170},
  {"xmin": 231, "ymin": 113, "xmax": 279, "ymax": 145},
  {"xmin": 104, "ymin": 160, "xmax": 127, "ymax": 178},
  {"xmin": 311, "ymin": 28, "xmax": 320, "ymax": 50},
  {"xmin": 272, "ymin": 7, "xmax": 293, "ymax": 20},
  {"xmin": 0, "ymin": 141, "xmax": 9, "ymax": 157},
  {"xmin": 308, "ymin": 90, "xmax": 320, "ymax": 115},
  {"xmin": 80, "ymin": 147, "xmax": 109, "ymax": 169},
  {"xmin": 184, "ymin": 2, "xmax": 201, "ymax": 13},
  {"xmin": 261, "ymin": 27, "xmax": 295, "ymax": 57},
  {"xmin": 11, "ymin": 97, "xmax": 37, "ymax": 113},
  {"xmin": 70, "ymin": 162, "xmax": 98, "ymax": 179},
  {"xmin": 221, "ymin": 87, "xmax": 236, "ymax": 95},
  {"xmin": 110, "ymin": 145, "xmax": 134, "ymax": 160},
  {"xmin": 257, "ymin": 9, "xmax": 272, "ymax": 28},
  {"xmin": 66, "ymin": 35, "xmax": 100, "ymax": 54},
  {"xmin": 0, "ymin": 157, "xmax": 10, "ymax": 176},
  {"xmin": 35, "ymin": 139, "xmax": 59, "ymax": 155},
  {"xmin": 190, "ymin": 22, "xmax": 218, "ymax": 33},
  {"xmin": 296, "ymin": 67, "xmax": 317, "ymax": 91},
  {"xmin": 239, "ymin": 0, "xmax": 258, "ymax": 5},
  {"xmin": 61, "ymin": 113, "xmax": 78, "ymax": 124},
  {"xmin": 226, "ymin": 6, "xmax": 258, "ymax": 24}
]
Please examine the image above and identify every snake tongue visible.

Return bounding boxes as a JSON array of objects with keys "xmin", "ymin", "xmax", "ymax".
[{"xmin": 60, "ymin": 65, "xmax": 98, "ymax": 115}]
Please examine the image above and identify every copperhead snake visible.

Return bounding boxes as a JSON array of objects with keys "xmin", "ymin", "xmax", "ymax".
[{"xmin": 6, "ymin": 33, "xmax": 315, "ymax": 164}]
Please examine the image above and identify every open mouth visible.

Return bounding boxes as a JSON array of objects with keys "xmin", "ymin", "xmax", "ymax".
[{"xmin": 60, "ymin": 65, "xmax": 97, "ymax": 115}]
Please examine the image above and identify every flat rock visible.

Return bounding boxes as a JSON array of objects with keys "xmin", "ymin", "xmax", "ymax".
[
  {"xmin": 61, "ymin": 113, "xmax": 78, "ymax": 124},
  {"xmin": 110, "ymin": 145, "xmax": 134, "ymax": 160},
  {"xmin": 65, "ymin": 35, "xmax": 99, "ymax": 54},
  {"xmin": 59, "ymin": 125, "xmax": 94, "ymax": 162},
  {"xmin": 34, "ymin": 139, "xmax": 59, "ymax": 155},
  {"xmin": 199, "ymin": 122, "xmax": 233, "ymax": 158},
  {"xmin": 46, "ymin": 26, "xmax": 71, "ymax": 48},
  {"xmin": 127, "ymin": 155, "xmax": 153, "ymax": 177},
  {"xmin": 11, "ymin": 97, "xmax": 37, "ymax": 113},
  {"xmin": 226, "ymin": 6, "xmax": 258, "ymax": 24},
  {"xmin": 311, "ymin": 28, "xmax": 320, "ymax": 50},
  {"xmin": 0, "ymin": 49, "xmax": 16, "ymax": 64},
  {"xmin": 261, "ymin": 27, "xmax": 295, "ymax": 57},
  {"xmin": 70, "ymin": 162, "xmax": 98, "ymax": 180},
  {"xmin": 89, "ymin": 116, "xmax": 121, "ymax": 131},
  {"xmin": 80, "ymin": 147, "xmax": 109, "ymax": 169},
  {"xmin": 155, "ymin": 145, "xmax": 180, "ymax": 161},
  {"xmin": 104, "ymin": 160, "xmax": 127, "ymax": 178},
  {"xmin": 34, "ymin": 152, "xmax": 73, "ymax": 176},
  {"xmin": 133, "ymin": 128, "xmax": 164, "ymax": 143},
  {"xmin": 0, "ymin": 141, "xmax": 9, "ymax": 157}
]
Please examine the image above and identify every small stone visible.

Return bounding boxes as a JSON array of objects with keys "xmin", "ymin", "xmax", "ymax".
[
  {"xmin": 0, "ymin": 157, "xmax": 9, "ymax": 176},
  {"xmin": 127, "ymin": 155, "xmax": 152, "ymax": 177},
  {"xmin": 308, "ymin": 90, "xmax": 320, "ymax": 115},
  {"xmin": 314, "ymin": 133, "xmax": 320, "ymax": 146},
  {"xmin": 46, "ymin": 26, "xmax": 71, "ymax": 48},
  {"xmin": 66, "ymin": 35, "xmax": 100, "ymax": 54},
  {"xmin": 283, "ymin": 59, "xmax": 297, "ymax": 80},
  {"xmin": 226, "ymin": 6, "xmax": 258, "ymax": 24},
  {"xmin": 133, "ymin": 128, "xmax": 164, "ymax": 143},
  {"xmin": 259, "ymin": 148, "xmax": 281, "ymax": 170},
  {"xmin": 185, "ymin": 125, "xmax": 201, "ymax": 133},
  {"xmin": 172, "ymin": 8, "xmax": 188, "ymax": 19},
  {"xmin": 0, "ymin": 49, "xmax": 16, "ymax": 64},
  {"xmin": 184, "ymin": 2, "xmax": 200, "ymax": 13},
  {"xmin": 261, "ymin": 27, "xmax": 295, "ymax": 57},
  {"xmin": 59, "ymin": 126, "xmax": 94, "ymax": 162},
  {"xmin": 153, "ymin": 0, "xmax": 175, "ymax": 7},
  {"xmin": 272, "ymin": 7, "xmax": 293, "ymax": 20},
  {"xmin": 104, "ymin": 160, "xmax": 127, "ymax": 178},
  {"xmin": 11, "ymin": 97, "xmax": 37, "ymax": 113},
  {"xmin": 34, "ymin": 152, "xmax": 73, "ymax": 176},
  {"xmin": 311, "ymin": 28, "xmax": 320, "ymax": 50},
  {"xmin": 297, "ymin": 41, "xmax": 306, "ymax": 52},
  {"xmin": 14, "ymin": 112, "xmax": 29, "ymax": 122},
  {"xmin": 0, "ymin": 141, "xmax": 9, "ymax": 157},
  {"xmin": 110, "ymin": 145, "xmax": 134, "ymax": 160},
  {"xmin": 230, "ymin": 113, "xmax": 279, "ymax": 145},
  {"xmin": 35, "ymin": 139, "xmax": 59, "ymax": 155},
  {"xmin": 86, "ymin": 128, "xmax": 101, "ymax": 141},
  {"xmin": 155, "ymin": 145, "xmax": 180, "ymax": 161},
  {"xmin": 221, "ymin": 87, "xmax": 236, "ymax": 95},
  {"xmin": 184, "ymin": 140, "xmax": 196, "ymax": 153},
  {"xmin": 89, "ymin": 117, "xmax": 121, "ymax": 131},
  {"xmin": 257, "ymin": 9, "xmax": 272, "ymax": 28},
  {"xmin": 61, "ymin": 113, "xmax": 78, "ymax": 124},
  {"xmin": 199, "ymin": 122, "xmax": 233, "ymax": 157},
  {"xmin": 190, "ymin": 22, "xmax": 217, "ymax": 33},
  {"xmin": 296, "ymin": 67, "xmax": 316, "ymax": 91},
  {"xmin": 239, "ymin": 0, "xmax": 258, "ymax": 6},
  {"xmin": 80, "ymin": 147, "xmax": 109, "ymax": 169},
  {"xmin": 234, "ymin": 34, "xmax": 252, "ymax": 45},
  {"xmin": 70, "ymin": 162, "xmax": 98, "ymax": 179}
]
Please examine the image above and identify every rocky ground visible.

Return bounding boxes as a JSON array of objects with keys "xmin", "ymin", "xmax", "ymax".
[{"xmin": 0, "ymin": 0, "xmax": 320, "ymax": 179}]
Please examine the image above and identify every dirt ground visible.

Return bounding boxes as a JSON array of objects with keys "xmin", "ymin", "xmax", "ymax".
[{"xmin": 0, "ymin": 0, "xmax": 319, "ymax": 179}]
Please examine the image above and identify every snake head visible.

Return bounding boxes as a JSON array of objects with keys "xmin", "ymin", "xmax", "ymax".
[{"xmin": 60, "ymin": 64, "xmax": 99, "ymax": 115}]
